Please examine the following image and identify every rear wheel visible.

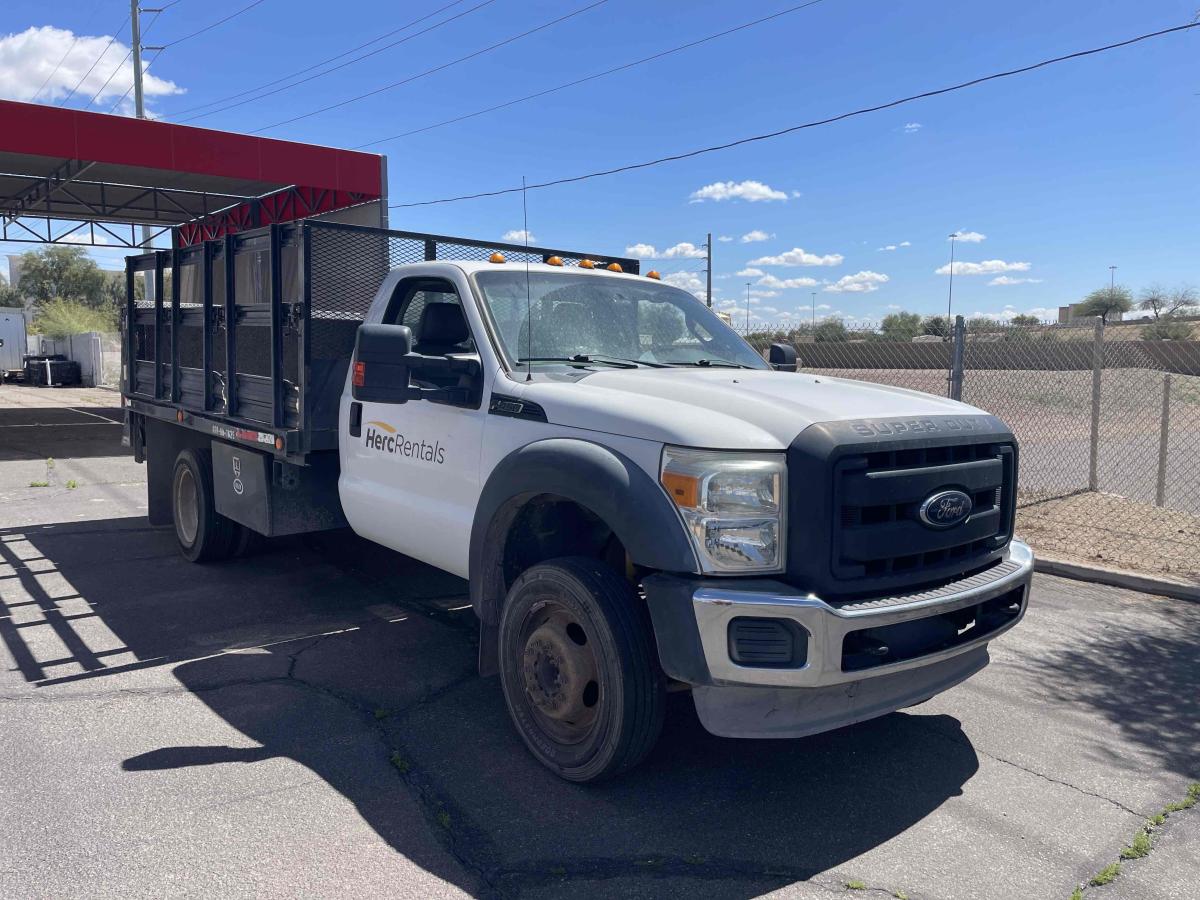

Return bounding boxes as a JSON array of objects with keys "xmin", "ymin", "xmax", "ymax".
[
  {"xmin": 498, "ymin": 557, "xmax": 665, "ymax": 782},
  {"xmin": 172, "ymin": 449, "xmax": 237, "ymax": 563}
]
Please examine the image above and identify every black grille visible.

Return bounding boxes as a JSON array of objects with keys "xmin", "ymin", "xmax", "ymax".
[
  {"xmin": 787, "ymin": 415, "xmax": 1018, "ymax": 598},
  {"xmin": 832, "ymin": 443, "xmax": 1014, "ymax": 582}
]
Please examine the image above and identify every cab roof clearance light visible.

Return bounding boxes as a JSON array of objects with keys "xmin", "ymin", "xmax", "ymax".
[
  {"xmin": 647, "ymin": 270, "xmax": 661, "ymax": 280},
  {"xmin": 489, "ymin": 252, "xmax": 506, "ymax": 264},
  {"xmin": 579, "ymin": 259, "xmax": 596, "ymax": 269},
  {"xmin": 546, "ymin": 256, "xmax": 564, "ymax": 266},
  {"xmin": 606, "ymin": 262, "xmax": 623, "ymax": 272}
]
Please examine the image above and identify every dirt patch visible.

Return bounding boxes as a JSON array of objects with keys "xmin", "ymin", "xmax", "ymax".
[{"xmin": 1017, "ymin": 492, "xmax": 1200, "ymax": 584}]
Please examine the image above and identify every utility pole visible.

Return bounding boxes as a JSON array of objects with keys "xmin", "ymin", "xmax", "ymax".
[
  {"xmin": 811, "ymin": 291, "xmax": 816, "ymax": 327},
  {"xmin": 745, "ymin": 282, "xmax": 751, "ymax": 331},
  {"xmin": 705, "ymin": 232, "xmax": 712, "ymax": 308},
  {"xmin": 946, "ymin": 232, "xmax": 959, "ymax": 335},
  {"xmin": 1109, "ymin": 265, "xmax": 1117, "ymax": 292},
  {"xmin": 130, "ymin": 3, "xmax": 163, "ymax": 261}
]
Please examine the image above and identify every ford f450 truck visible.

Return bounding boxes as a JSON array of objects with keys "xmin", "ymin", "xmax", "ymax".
[{"xmin": 122, "ymin": 221, "xmax": 1031, "ymax": 782}]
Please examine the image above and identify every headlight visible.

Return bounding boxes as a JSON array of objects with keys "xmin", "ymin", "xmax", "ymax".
[{"xmin": 660, "ymin": 447, "xmax": 786, "ymax": 574}]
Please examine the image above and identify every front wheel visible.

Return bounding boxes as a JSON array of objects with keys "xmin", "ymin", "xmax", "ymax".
[{"xmin": 498, "ymin": 557, "xmax": 665, "ymax": 782}]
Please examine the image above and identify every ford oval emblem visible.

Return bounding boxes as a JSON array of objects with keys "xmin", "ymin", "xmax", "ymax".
[{"xmin": 918, "ymin": 489, "xmax": 973, "ymax": 529}]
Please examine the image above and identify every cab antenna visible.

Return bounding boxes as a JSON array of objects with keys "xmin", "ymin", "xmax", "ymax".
[{"xmin": 522, "ymin": 175, "xmax": 533, "ymax": 383}]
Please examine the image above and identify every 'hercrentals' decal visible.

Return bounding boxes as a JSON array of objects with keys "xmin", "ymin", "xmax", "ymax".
[{"xmin": 364, "ymin": 421, "xmax": 446, "ymax": 465}]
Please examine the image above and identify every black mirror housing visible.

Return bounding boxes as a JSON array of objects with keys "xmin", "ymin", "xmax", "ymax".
[
  {"xmin": 768, "ymin": 342, "xmax": 798, "ymax": 372},
  {"xmin": 352, "ymin": 324, "xmax": 415, "ymax": 403}
]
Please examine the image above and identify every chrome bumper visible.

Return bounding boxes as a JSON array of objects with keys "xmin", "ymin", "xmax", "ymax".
[{"xmin": 691, "ymin": 540, "xmax": 1033, "ymax": 688}]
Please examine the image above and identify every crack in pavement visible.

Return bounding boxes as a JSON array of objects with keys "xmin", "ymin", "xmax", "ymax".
[{"xmin": 916, "ymin": 716, "xmax": 1147, "ymax": 819}]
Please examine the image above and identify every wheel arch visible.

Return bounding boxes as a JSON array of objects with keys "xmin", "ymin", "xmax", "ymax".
[{"xmin": 470, "ymin": 438, "xmax": 698, "ymax": 634}]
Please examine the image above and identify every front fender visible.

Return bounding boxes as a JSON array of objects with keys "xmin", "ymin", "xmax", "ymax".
[{"xmin": 468, "ymin": 438, "xmax": 698, "ymax": 627}]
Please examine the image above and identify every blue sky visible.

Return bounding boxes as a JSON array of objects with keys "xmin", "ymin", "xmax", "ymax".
[{"xmin": 2, "ymin": 0, "xmax": 1197, "ymax": 325}]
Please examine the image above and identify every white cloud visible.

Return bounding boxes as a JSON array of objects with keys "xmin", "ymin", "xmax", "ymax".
[
  {"xmin": 823, "ymin": 271, "xmax": 889, "ymax": 293},
  {"xmin": 624, "ymin": 241, "xmax": 706, "ymax": 259},
  {"xmin": 816, "ymin": 303, "xmax": 832, "ymax": 311},
  {"xmin": 791, "ymin": 190, "xmax": 803, "ymax": 199},
  {"xmin": 749, "ymin": 247, "xmax": 844, "ymax": 267},
  {"xmin": 936, "ymin": 259, "xmax": 1031, "ymax": 276},
  {"xmin": 967, "ymin": 306, "xmax": 1056, "ymax": 323},
  {"xmin": 757, "ymin": 274, "xmax": 819, "ymax": 290},
  {"xmin": 717, "ymin": 235, "xmax": 734, "ymax": 242},
  {"xmin": 749, "ymin": 290, "xmax": 778, "ymax": 298},
  {"xmin": 878, "ymin": 245, "xmax": 897, "ymax": 252},
  {"xmin": 903, "ymin": 122, "xmax": 922, "ymax": 133},
  {"xmin": 899, "ymin": 241, "xmax": 911, "ymax": 247},
  {"xmin": 886, "ymin": 304, "xmax": 903, "ymax": 310},
  {"xmin": 758, "ymin": 306, "xmax": 779, "ymax": 314},
  {"xmin": 0, "ymin": 26, "xmax": 182, "ymax": 108},
  {"xmin": 988, "ymin": 276, "xmax": 1044, "ymax": 286},
  {"xmin": 659, "ymin": 242, "xmax": 706, "ymax": 259},
  {"xmin": 689, "ymin": 180, "xmax": 789, "ymax": 203},
  {"xmin": 952, "ymin": 231, "xmax": 986, "ymax": 243},
  {"xmin": 740, "ymin": 230, "xmax": 773, "ymax": 243},
  {"xmin": 878, "ymin": 241, "xmax": 910, "ymax": 251},
  {"xmin": 662, "ymin": 271, "xmax": 705, "ymax": 297},
  {"xmin": 736, "ymin": 267, "xmax": 765, "ymax": 277},
  {"xmin": 502, "ymin": 229, "xmax": 536, "ymax": 243}
]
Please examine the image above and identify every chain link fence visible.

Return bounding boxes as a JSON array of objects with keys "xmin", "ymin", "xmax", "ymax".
[{"xmin": 741, "ymin": 317, "xmax": 1200, "ymax": 584}]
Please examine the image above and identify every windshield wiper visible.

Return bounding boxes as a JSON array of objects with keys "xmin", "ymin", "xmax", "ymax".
[
  {"xmin": 666, "ymin": 359, "xmax": 753, "ymax": 369},
  {"xmin": 581, "ymin": 353, "xmax": 669, "ymax": 368},
  {"xmin": 517, "ymin": 355, "xmax": 640, "ymax": 370}
]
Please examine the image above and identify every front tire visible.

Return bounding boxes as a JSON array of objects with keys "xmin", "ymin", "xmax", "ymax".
[
  {"xmin": 172, "ymin": 449, "xmax": 237, "ymax": 563},
  {"xmin": 498, "ymin": 557, "xmax": 665, "ymax": 782}
]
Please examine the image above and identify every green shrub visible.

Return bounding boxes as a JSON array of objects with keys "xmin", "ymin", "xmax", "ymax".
[
  {"xmin": 1141, "ymin": 319, "xmax": 1194, "ymax": 341},
  {"xmin": 32, "ymin": 299, "xmax": 117, "ymax": 339}
]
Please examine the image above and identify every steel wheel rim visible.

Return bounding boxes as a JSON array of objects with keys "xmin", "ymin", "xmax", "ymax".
[
  {"xmin": 174, "ymin": 467, "xmax": 199, "ymax": 546},
  {"xmin": 519, "ymin": 601, "xmax": 602, "ymax": 745}
]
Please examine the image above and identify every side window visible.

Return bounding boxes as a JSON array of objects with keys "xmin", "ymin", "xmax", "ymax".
[{"xmin": 384, "ymin": 279, "xmax": 475, "ymax": 353}]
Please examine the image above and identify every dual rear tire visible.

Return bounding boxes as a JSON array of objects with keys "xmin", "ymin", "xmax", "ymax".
[{"xmin": 171, "ymin": 449, "xmax": 261, "ymax": 562}]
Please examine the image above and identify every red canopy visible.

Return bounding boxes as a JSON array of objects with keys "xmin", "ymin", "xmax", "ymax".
[{"xmin": 0, "ymin": 99, "xmax": 385, "ymax": 247}]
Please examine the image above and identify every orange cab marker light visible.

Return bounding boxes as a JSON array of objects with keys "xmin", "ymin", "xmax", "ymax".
[
  {"xmin": 489, "ymin": 252, "xmax": 506, "ymax": 264},
  {"xmin": 647, "ymin": 270, "xmax": 661, "ymax": 280},
  {"xmin": 661, "ymin": 471, "xmax": 699, "ymax": 508},
  {"xmin": 352, "ymin": 361, "xmax": 366, "ymax": 387},
  {"xmin": 606, "ymin": 262, "xmax": 623, "ymax": 272},
  {"xmin": 175, "ymin": 409, "xmax": 184, "ymax": 422},
  {"xmin": 275, "ymin": 437, "xmax": 284, "ymax": 450},
  {"xmin": 579, "ymin": 259, "xmax": 596, "ymax": 269},
  {"xmin": 546, "ymin": 256, "xmax": 564, "ymax": 266}
]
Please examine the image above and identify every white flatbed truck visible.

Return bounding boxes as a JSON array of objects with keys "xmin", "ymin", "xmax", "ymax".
[{"xmin": 123, "ymin": 221, "xmax": 1031, "ymax": 782}]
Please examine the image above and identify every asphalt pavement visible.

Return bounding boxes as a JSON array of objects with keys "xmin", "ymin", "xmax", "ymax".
[{"xmin": 0, "ymin": 385, "xmax": 1197, "ymax": 899}]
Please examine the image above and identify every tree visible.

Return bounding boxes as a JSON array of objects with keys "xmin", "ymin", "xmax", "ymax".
[
  {"xmin": 1141, "ymin": 319, "xmax": 1194, "ymax": 341},
  {"xmin": 1076, "ymin": 285, "xmax": 1133, "ymax": 323},
  {"xmin": 879, "ymin": 311, "xmax": 922, "ymax": 341},
  {"xmin": 17, "ymin": 247, "xmax": 107, "ymax": 308},
  {"xmin": 920, "ymin": 315, "xmax": 951, "ymax": 338},
  {"xmin": 1139, "ymin": 283, "xmax": 1198, "ymax": 319},
  {"xmin": 1010, "ymin": 314, "xmax": 1040, "ymax": 327},
  {"xmin": 813, "ymin": 318, "xmax": 848, "ymax": 343}
]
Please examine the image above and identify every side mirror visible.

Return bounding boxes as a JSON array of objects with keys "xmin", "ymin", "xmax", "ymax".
[
  {"xmin": 768, "ymin": 342, "xmax": 798, "ymax": 372},
  {"xmin": 352, "ymin": 324, "xmax": 414, "ymax": 403}
]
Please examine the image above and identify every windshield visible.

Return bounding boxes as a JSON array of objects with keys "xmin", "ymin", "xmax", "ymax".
[{"xmin": 472, "ymin": 271, "xmax": 768, "ymax": 371}]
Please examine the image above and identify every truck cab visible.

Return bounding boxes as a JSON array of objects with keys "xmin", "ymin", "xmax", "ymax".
[{"xmin": 124, "ymin": 223, "xmax": 1031, "ymax": 782}]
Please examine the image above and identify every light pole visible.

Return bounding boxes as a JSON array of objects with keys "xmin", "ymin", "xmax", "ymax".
[
  {"xmin": 946, "ymin": 232, "xmax": 959, "ymax": 335},
  {"xmin": 705, "ymin": 232, "xmax": 712, "ymax": 308},
  {"xmin": 811, "ymin": 291, "xmax": 817, "ymax": 327},
  {"xmin": 745, "ymin": 282, "xmax": 751, "ymax": 330},
  {"xmin": 1109, "ymin": 265, "xmax": 1117, "ymax": 292}
]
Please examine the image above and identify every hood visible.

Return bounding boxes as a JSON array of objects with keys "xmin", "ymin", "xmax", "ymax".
[{"xmin": 522, "ymin": 369, "xmax": 989, "ymax": 450}]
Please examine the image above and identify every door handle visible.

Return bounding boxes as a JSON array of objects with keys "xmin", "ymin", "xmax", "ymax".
[{"xmin": 349, "ymin": 401, "xmax": 362, "ymax": 437}]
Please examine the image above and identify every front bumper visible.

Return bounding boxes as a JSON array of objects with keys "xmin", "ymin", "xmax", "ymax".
[{"xmin": 643, "ymin": 540, "xmax": 1033, "ymax": 737}]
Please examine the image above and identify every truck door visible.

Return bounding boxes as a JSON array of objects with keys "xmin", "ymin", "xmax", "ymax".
[{"xmin": 339, "ymin": 275, "xmax": 486, "ymax": 578}]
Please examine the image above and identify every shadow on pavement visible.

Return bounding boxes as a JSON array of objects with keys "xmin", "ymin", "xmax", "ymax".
[
  {"xmin": 3, "ymin": 517, "xmax": 979, "ymax": 896},
  {"xmin": 0, "ymin": 406, "xmax": 126, "ymax": 461},
  {"xmin": 1019, "ymin": 595, "xmax": 1200, "ymax": 781}
]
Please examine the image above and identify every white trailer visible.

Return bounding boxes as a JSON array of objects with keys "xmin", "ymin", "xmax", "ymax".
[{"xmin": 0, "ymin": 308, "xmax": 27, "ymax": 379}]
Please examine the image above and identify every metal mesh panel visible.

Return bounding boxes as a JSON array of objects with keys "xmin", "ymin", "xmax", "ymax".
[{"xmin": 739, "ymin": 316, "xmax": 1200, "ymax": 584}]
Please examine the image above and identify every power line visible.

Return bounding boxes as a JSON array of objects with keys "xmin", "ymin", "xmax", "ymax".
[
  {"xmin": 157, "ymin": 0, "xmax": 269, "ymax": 49},
  {"xmin": 57, "ymin": 14, "xmax": 130, "ymax": 105},
  {"xmin": 170, "ymin": 0, "xmax": 472, "ymax": 119},
  {"xmin": 176, "ymin": 0, "xmax": 494, "ymax": 123},
  {"xmin": 388, "ymin": 21, "xmax": 1199, "ymax": 209},
  {"xmin": 250, "ymin": 0, "xmax": 609, "ymax": 134},
  {"xmin": 31, "ymin": 7, "xmax": 107, "ymax": 102},
  {"xmin": 355, "ymin": 0, "xmax": 831, "ymax": 148},
  {"xmin": 82, "ymin": 9, "xmax": 168, "ymax": 112},
  {"xmin": 109, "ymin": 48, "xmax": 164, "ymax": 113}
]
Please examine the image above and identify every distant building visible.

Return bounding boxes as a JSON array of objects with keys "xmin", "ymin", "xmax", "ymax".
[
  {"xmin": 1058, "ymin": 302, "xmax": 1124, "ymax": 324},
  {"xmin": 6, "ymin": 255, "xmax": 23, "ymax": 291}
]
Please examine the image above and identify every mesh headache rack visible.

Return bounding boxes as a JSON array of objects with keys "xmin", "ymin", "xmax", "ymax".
[{"xmin": 123, "ymin": 220, "xmax": 637, "ymax": 459}]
